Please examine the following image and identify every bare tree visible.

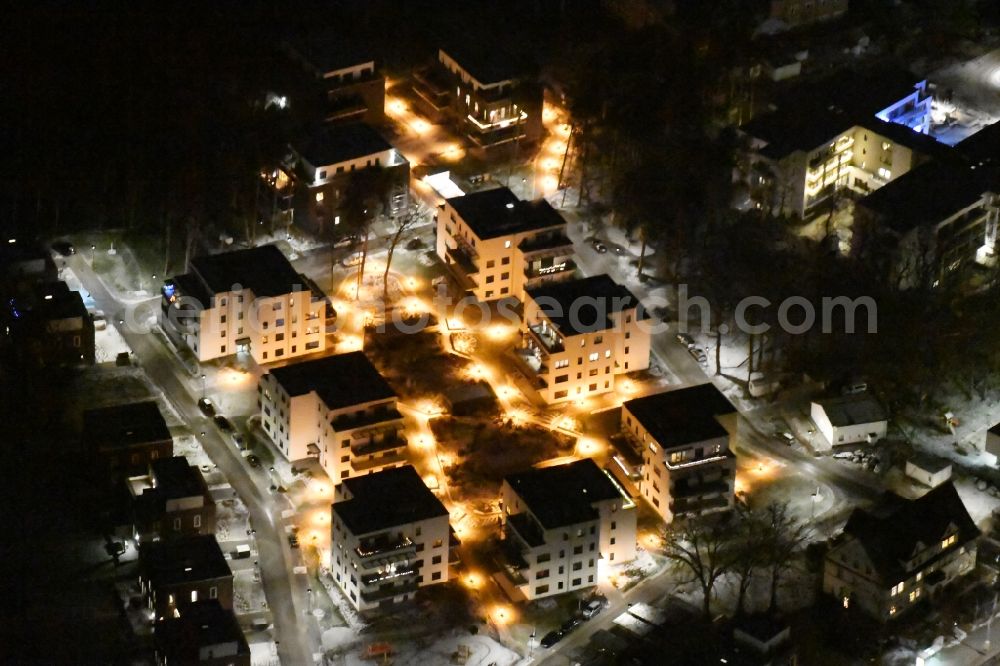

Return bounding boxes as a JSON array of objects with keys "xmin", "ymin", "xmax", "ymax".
[
  {"xmin": 382, "ymin": 202, "xmax": 426, "ymax": 302},
  {"xmin": 731, "ymin": 502, "xmax": 767, "ymax": 616},
  {"xmin": 662, "ymin": 517, "xmax": 735, "ymax": 619},
  {"xmin": 760, "ymin": 502, "xmax": 811, "ymax": 613}
]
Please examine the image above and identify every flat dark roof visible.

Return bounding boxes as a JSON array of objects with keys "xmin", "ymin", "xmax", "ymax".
[
  {"xmin": 18, "ymin": 281, "xmax": 88, "ymax": 320},
  {"xmin": 623, "ymin": 384, "xmax": 735, "ymax": 448},
  {"xmin": 526, "ymin": 274, "xmax": 646, "ymax": 336},
  {"xmin": 140, "ymin": 535, "xmax": 231, "ymax": 587},
  {"xmin": 447, "ymin": 187, "xmax": 565, "ymax": 240},
  {"xmin": 440, "ymin": 41, "xmax": 521, "ymax": 84},
  {"xmin": 84, "ymin": 400, "xmax": 171, "ymax": 451},
  {"xmin": 858, "ymin": 160, "xmax": 991, "ymax": 233},
  {"xmin": 268, "ymin": 351, "xmax": 395, "ymax": 411},
  {"xmin": 333, "ymin": 465, "xmax": 447, "ymax": 535},
  {"xmin": 189, "ymin": 244, "xmax": 303, "ymax": 298},
  {"xmin": 154, "ymin": 600, "xmax": 249, "ymax": 659},
  {"xmin": 150, "ymin": 457, "xmax": 208, "ymax": 499},
  {"xmin": 297, "ymin": 122, "xmax": 392, "ymax": 167},
  {"xmin": 505, "ymin": 458, "xmax": 622, "ymax": 529}
]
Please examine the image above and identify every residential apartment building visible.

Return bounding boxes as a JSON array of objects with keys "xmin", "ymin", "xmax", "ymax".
[
  {"xmin": 499, "ymin": 458, "xmax": 636, "ymax": 601},
  {"xmin": 2, "ymin": 280, "xmax": 94, "ymax": 366},
  {"xmin": 516, "ymin": 274, "xmax": 650, "ymax": 404},
  {"xmin": 824, "ymin": 482, "xmax": 978, "ymax": 621},
  {"xmin": 85, "ymin": 400, "xmax": 173, "ymax": 484},
  {"xmin": 740, "ymin": 68, "xmax": 937, "ymax": 219},
  {"xmin": 153, "ymin": 600, "xmax": 250, "ymax": 666},
  {"xmin": 769, "ymin": 0, "xmax": 848, "ymax": 28},
  {"xmin": 161, "ymin": 245, "xmax": 334, "ymax": 365},
  {"xmin": 852, "ymin": 123, "xmax": 1000, "ymax": 289},
  {"xmin": 810, "ymin": 393, "xmax": 887, "ymax": 449},
  {"xmin": 285, "ymin": 34, "xmax": 385, "ymax": 126},
  {"xmin": 128, "ymin": 457, "xmax": 216, "ymax": 544},
  {"xmin": 258, "ymin": 351, "xmax": 406, "ymax": 482},
  {"xmin": 622, "ymin": 384, "xmax": 738, "ymax": 524},
  {"xmin": 413, "ymin": 45, "xmax": 542, "ymax": 149},
  {"xmin": 331, "ymin": 465, "xmax": 450, "ymax": 612},
  {"xmin": 140, "ymin": 535, "xmax": 233, "ymax": 621},
  {"xmin": 435, "ymin": 186, "xmax": 574, "ymax": 303},
  {"xmin": 291, "ymin": 123, "xmax": 409, "ymax": 236}
]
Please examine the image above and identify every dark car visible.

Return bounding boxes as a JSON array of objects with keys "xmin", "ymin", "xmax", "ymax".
[
  {"xmin": 246, "ymin": 454, "xmax": 261, "ymax": 468},
  {"xmin": 51, "ymin": 241, "xmax": 75, "ymax": 256},
  {"xmin": 213, "ymin": 415, "xmax": 234, "ymax": 431},
  {"xmin": 591, "ymin": 240, "xmax": 608, "ymax": 254},
  {"xmin": 288, "ymin": 534, "xmax": 299, "ymax": 548},
  {"xmin": 232, "ymin": 433, "xmax": 245, "ymax": 449},
  {"xmin": 197, "ymin": 397, "xmax": 216, "ymax": 416},
  {"xmin": 540, "ymin": 630, "xmax": 563, "ymax": 648},
  {"xmin": 560, "ymin": 617, "xmax": 583, "ymax": 634}
]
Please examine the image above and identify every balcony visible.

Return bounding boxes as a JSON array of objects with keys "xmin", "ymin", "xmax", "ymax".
[
  {"xmin": 360, "ymin": 580, "xmax": 419, "ymax": 603},
  {"xmin": 356, "ymin": 534, "xmax": 415, "ymax": 561},
  {"xmin": 671, "ymin": 495, "xmax": 731, "ymax": 515},
  {"xmin": 527, "ymin": 323, "xmax": 563, "ymax": 354},
  {"xmin": 360, "ymin": 565, "xmax": 418, "ymax": 587},
  {"xmin": 519, "ymin": 232, "xmax": 573, "ymax": 257},
  {"xmin": 506, "ymin": 512, "xmax": 546, "ymax": 549},
  {"xmin": 524, "ymin": 260, "xmax": 576, "ymax": 289},
  {"xmin": 332, "ymin": 407, "xmax": 404, "ymax": 433},
  {"xmin": 351, "ymin": 449, "xmax": 408, "ymax": 473},
  {"xmin": 351, "ymin": 431, "xmax": 407, "ymax": 457}
]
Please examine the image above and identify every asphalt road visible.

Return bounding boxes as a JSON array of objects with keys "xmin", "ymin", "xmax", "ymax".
[{"xmin": 68, "ymin": 255, "xmax": 317, "ymax": 665}]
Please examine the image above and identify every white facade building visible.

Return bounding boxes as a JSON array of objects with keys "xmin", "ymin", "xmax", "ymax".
[
  {"xmin": 161, "ymin": 245, "xmax": 333, "ymax": 365},
  {"xmin": 622, "ymin": 384, "xmax": 737, "ymax": 524},
  {"xmin": 810, "ymin": 394, "xmax": 887, "ymax": 448},
  {"xmin": 331, "ymin": 466, "xmax": 451, "ymax": 612},
  {"xmin": 258, "ymin": 351, "xmax": 406, "ymax": 481},
  {"xmin": 499, "ymin": 458, "xmax": 636, "ymax": 601},
  {"xmin": 516, "ymin": 274, "xmax": 651, "ymax": 404},
  {"xmin": 436, "ymin": 186, "xmax": 575, "ymax": 303}
]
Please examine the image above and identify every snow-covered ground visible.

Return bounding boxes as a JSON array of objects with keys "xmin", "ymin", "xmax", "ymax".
[{"xmin": 330, "ymin": 631, "xmax": 520, "ymax": 666}]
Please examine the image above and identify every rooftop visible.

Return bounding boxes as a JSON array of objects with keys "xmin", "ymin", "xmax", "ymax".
[
  {"xmin": 439, "ymin": 40, "xmax": 522, "ymax": 85},
  {"xmin": 504, "ymin": 458, "xmax": 622, "ymax": 530},
  {"xmin": 268, "ymin": 351, "xmax": 396, "ymax": 412},
  {"xmin": 446, "ymin": 187, "xmax": 566, "ymax": 240},
  {"xmin": 140, "ymin": 535, "xmax": 231, "ymax": 586},
  {"xmin": 296, "ymin": 122, "xmax": 392, "ymax": 167},
  {"xmin": 12, "ymin": 281, "xmax": 88, "ymax": 321},
  {"xmin": 908, "ymin": 453, "xmax": 952, "ymax": 474},
  {"xmin": 623, "ymin": 384, "xmax": 735, "ymax": 448},
  {"xmin": 841, "ymin": 482, "xmax": 978, "ymax": 582},
  {"xmin": 333, "ymin": 465, "xmax": 448, "ymax": 536},
  {"xmin": 84, "ymin": 400, "xmax": 171, "ymax": 451},
  {"xmin": 154, "ymin": 600, "xmax": 249, "ymax": 660},
  {"xmin": 145, "ymin": 457, "xmax": 208, "ymax": 499},
  {"xmin": 188, "ymin": 245, "xmax": 303, "ymax": 298},
  {"xmin": 744, "ymin": 66, "xmax": 935, "ymax": 158},
  {"xmin": 526, "ymin": 274, "xmax": 646, "ymax": 337},
  {"xmin": 813, "ymin": 393, "xmax": 886, "ymax": 427},
  {"xmin": 857, "ymin": 159, "xmax": 992, "ymax": 233}
]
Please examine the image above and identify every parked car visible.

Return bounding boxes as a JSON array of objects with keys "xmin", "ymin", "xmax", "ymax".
[
  {"xmin": 333, "ymin": 234, "xmax": 357, "ymax": 249},
  {"xmin": 748, "ymin": 372, "xmax": 782, "ymax": 398},
  {"xmin": 560, "ymin": 617, "xmax": 583, "ymax": 634},
  {"xmin": 51, "ymin": 241, "xmax": 75, "ymax": 256},
  {"xmin": 213, "ymin": 415, "xmax": 234, "ymax": 431},
  {"xmin": 842, "ymin": 382, "xmax": 868, "ymax": 395},
  {"xmin": 582, "ymin": 599, "xmax": 606, "ymax": 619},
  {"xmin": 341, "ymin": 251, "xmax": 364, "ymax": 267},
  {"xmin": 590, "ymin": 239, "xmax": 608, "ymax": 253},
  {"xmin": 246, "ymin": 454, "xmax": 261, "ymax": 468},
  {"xmin": 689, "ymin": 346, "xmax": 708, "ymax": 365},
  {"xmin": 232, "ymin": 433, "xmax": 245, "ymax": 449},
  {"xmin": 232, "ymin": 545, "xmax": 251, "ymax": 559},
  {"xmin": 288, "ymin": 534, "xmax": 300, "ymax": 548},
  {"xmin": 198, "ymin": 397, "xmax": 216, "ymax": 416},
  {"xmin": 675, "ymin": 332, "xmax": 695, "ymax": 348},
  {"xmin": 780, "ymin": 431, "xmax": 795, "ymax": 445},
  {"xmin": 540, "ymin": 630, "xmax": 563, "ymax": 648}
]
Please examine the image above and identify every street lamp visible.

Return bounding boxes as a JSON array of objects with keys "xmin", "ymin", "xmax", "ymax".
[
  {"xmin": 200, "ymin": 373, "xmax": 207, "ymax": 399},
  {"xmin": 307, "ymin": 587, "xmax": 313, "ymax": 612}
]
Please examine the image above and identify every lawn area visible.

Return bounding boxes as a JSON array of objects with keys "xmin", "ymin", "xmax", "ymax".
[
  {"xmin": 431, "ymin": 418, "xmax": 573, "ymax": 499},
  {"xmin": 365, "ymin": 329, "xmax": 466, "ymax": 400}
]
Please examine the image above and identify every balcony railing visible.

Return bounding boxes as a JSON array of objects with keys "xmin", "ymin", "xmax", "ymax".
[
  {"xmin": 360, "ymin": 580, "xmax": 419, "ymax": 603},
  {"xmin": 506, "ymin": 512, "xmax": 546, "ymax": 549},
  {"xmin": 527, "ymin": 323, "xmax": 563, "ymax": 353},
  {"xmin": 519, "ymin": 233, "xmax": 573, "ymax": 256},
  {"xmin": 332, "ymin": 408, "xmax": 403, "ymax": 432},
  {"xmin": 351, "ymin": 432, "xmax": 407, "ymax": 457},
  {"xmin": 361, "ymin": 565, "xmax": 417, "ymax": 587},
  {"xmin": 351, "ymin": 449, "xmax": 408, "ymax": 473},
  {"xmin": 356, "ymin": 535, "xmax": 415, "ymax": 560}
]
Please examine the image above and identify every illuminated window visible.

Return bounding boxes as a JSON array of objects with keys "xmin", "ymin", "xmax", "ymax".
[
  {"xmin": 890, "ymin": 582, "xmax": 904, "ymax": 596},
  {"xmin": 588, "ymin": 352, "xmax": 599, "ymax": 362},
  {"xmin": 889, "ymin": 606, "xmax": 897, "ymax": 616},
  {"xmin": 842, "ymin": 596, "xmax": 850, "ymax": 609},
  {"xmin": 191, "ymin": 590, "xmax": 198, "ymax": 602},
  {"xmin": 909, "ymin": 589, "xmax": 920, "ymax": 602},
  {"xmin": 504, "ymin": 240, "xmax": 511, "ymax": 248},
  {"xmin": 315, "ymin": 192, "xmax": 324, "ymax": 202},
  {"xmin": 942, "ymin": 534, "xmax": 957, "ymax": 549}
]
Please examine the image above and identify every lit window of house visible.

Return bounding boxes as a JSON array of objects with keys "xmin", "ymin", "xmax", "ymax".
[
  {"xmin": 942, "ymin": 534, "xmax": 957, "ymax": 549},
  {"xmin": 909, "ymin": 589, "xmax": 920, "ymax": 602},
  {"xmin": 890, "ymin": 582, "xmax": 904, "ymax": 596}
]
